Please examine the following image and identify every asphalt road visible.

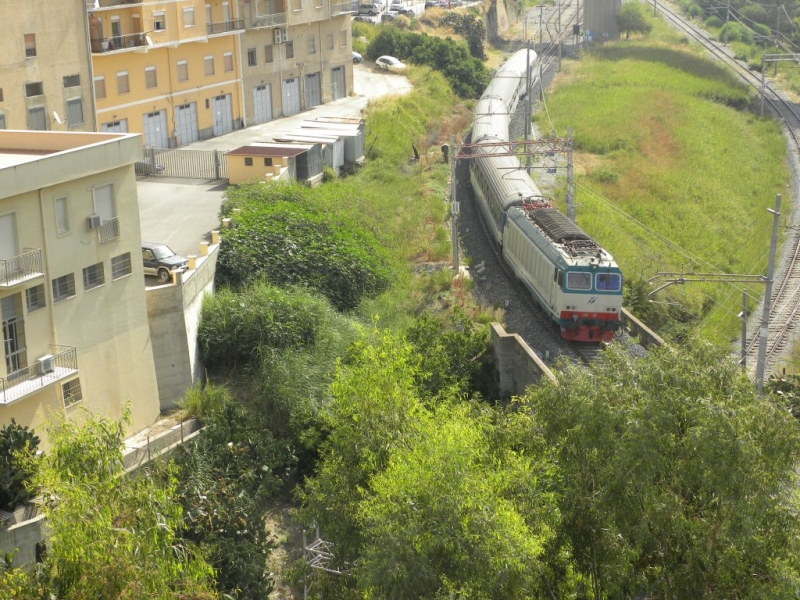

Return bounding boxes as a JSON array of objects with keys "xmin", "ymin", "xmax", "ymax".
[{"xmin": 136, "ymin": 63, "xmax": 412, "ymax": 262}]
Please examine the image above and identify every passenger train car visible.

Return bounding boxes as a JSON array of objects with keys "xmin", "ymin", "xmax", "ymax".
[{"xmin": 469, "ymin": 49, "xmax": 624, "ymax": 342}]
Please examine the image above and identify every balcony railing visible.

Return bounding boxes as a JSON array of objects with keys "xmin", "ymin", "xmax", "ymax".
[
  {"xmin": 251, "ymin": 12, "xmax": 287, "ymax": 28},
  {"xmin": 0, "ymin": 346, "xmax": 78, "ymax": 406},
  {"xmin": 207, "ymin": 18, "xmax": 245, "ymax": 34},
  {"xmin": 0, "ymin": 249, "xmax": 44, "ymax": 288},
  {"xmin": 331, "ymin": 0, "xmax": 358, "ymax": 14},
  {"xmin": 98, "ymin": 217, "xmax": 120, "ymax": 244},
  {"xmin": 90, "ymin": 32, "xmax": 147, "ymax": 53}
]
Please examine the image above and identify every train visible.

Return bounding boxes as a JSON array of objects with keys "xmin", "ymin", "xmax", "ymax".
[{"xmin": 469, "ymin": 48, "xmax": 623, "ymax": 342}]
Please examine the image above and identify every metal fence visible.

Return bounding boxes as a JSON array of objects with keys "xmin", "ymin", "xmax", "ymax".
[
  {"xmin": 138, "ymin": 147, "xmax": 229, "ymax": 180},
  {"xmin": 0, "ymin": 346, "xmax": 78, "ymax": 406},
  {"xmin": 0, "ymin": 248, "xmax": 43, "ymax": 287}
]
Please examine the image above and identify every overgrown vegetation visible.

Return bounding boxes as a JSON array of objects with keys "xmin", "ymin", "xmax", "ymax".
[
  {"xmin": 539, "ymin": 14, "xmax": 789, "ymax": 346},
  {"xmin": 0, "ymin": 420, "xmax": 39, "ymax": 513}
]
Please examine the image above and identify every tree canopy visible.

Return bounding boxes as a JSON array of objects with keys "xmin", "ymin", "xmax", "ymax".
[{"xmin": 616, "ymin": 3, "xmax": 653, "ymax": 39}]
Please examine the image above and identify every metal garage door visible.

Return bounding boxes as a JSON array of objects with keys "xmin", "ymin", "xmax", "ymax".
[
  {"xmin": 282, "ymin": 77, "xmax": 301, "ymax": 116},
  {"xmin": 331, "ymin": 66, "xmax": 346, "ymax": 101},
  {"xmin": 253, "ymin": 84, "xmax": 273, "ymax": 124},
  {"xmin": 304, "ymin": 72, "xmax": 322, "ymax": 109},
  {"xmin": 213, "ymin": 94, "xmax": 234, "ymax": 136},
  {"xmin": 101, "ymin": 119, "xmax": 128, "ymax": 133},
  {"xmin": 175, "ymin": 102, "xmax": 199, "ymax": 146},
  {"xmin": 143, "ymin": 110, "xmax": 169, "ymax": 148}
]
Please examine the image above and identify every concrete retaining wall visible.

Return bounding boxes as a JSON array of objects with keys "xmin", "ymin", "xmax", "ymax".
[
  {"xmin": 490, "ymin": 322, "xmax": 557, "ymax": 398},
  {"xmin": 621, "ymin": 308, "xmax": 664, "ymax": 348},
  {"xmin": 146, "ymin": 241, "xmax": 219, "ymax": 411}
]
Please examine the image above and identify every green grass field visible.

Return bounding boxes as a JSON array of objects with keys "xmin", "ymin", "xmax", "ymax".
[{"xmin": 537, "ymin": 14, "xmax": 791, "ymax": 347}]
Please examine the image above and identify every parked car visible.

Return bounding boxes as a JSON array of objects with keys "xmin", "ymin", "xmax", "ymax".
[
  {"xmin": 398, "ymin": 6, "xmax": 415, "ymax": 16},
  {"xmin": 353, "ymin": 51, "xmax": 363, "ymax": 63},
  {"xmin": 381, "ymin": 10, "xmax": 398, "ymax": 20},
  {"xmin": 357, "ymin": 3, "xmax": 381, "ymax": 15},
  {"xmin": 354, "ymin": 14, "xmax": 374, "ymax": 21},
  {"xmin": 390, "ymin": 0, "xmax": 403, "ymax": 9},
  {"xmin": 142, "ymin": 242, "xmax": 189, "ymax": 283},
  {"xmin": 375, "ymin": 55, "xmax": 406, "ymax": 72}
]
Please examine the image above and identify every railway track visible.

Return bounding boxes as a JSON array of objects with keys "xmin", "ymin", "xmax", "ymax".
[{"xmin": 655, "ymin": 2, "xmax": 800, "ymax": 378}]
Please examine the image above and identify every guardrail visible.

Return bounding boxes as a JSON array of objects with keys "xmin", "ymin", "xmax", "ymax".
[
  {"xmin": 207, "ymin": 18, "xmax": 245, "ymax": 34},
  {"xmin": 90, "ymin": 32, "xmax": 147, "ymax": 53},
  {"xmin": 0, "ymin": 346, "xmax": 78, "ymax": 406},
  {"xmin": 0, "ymin": 249, "xmax": 43, "ymax": 288},
  {"xmin": 251, "ymin": 12, "xmax": 287, "ymax": 27}
]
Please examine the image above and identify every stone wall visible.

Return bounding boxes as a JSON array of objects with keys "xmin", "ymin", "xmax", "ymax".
[{"xmin": 490, "ymin": 322, "xmax": 557, "ymax": 398}]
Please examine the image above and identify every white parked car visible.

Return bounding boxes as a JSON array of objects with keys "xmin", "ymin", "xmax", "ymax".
[{"xmin": 375, "ymin": 55, "xmax": 406, "ymax": 72}]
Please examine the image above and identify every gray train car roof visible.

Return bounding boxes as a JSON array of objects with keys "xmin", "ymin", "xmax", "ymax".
[
  {"xmin": 473, "ymin": 98, "xmax": 511, "ymax": 144},
  {"xmin": 473, "ymin": 153, "xmax": 545, "ymax": 210},
  {"xmin": 507, "ymin": 206, "xmax": 616, "ymax": 269}
]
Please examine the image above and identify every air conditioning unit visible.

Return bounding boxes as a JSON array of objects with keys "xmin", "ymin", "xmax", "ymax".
[
  {"xmin": 39, "ymin": 355, "xmax": 55, "ymax": 374},
  {"xmin": 87, "ymin": 214, "xmax": 101, "ymax": 229},
  {"xmin": 273, "ymin": 28, "xmax": 289, "ymax": 44}
]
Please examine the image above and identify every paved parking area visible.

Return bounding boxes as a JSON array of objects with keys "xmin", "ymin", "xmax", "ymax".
[{"xmin": 137, "ymin": 63, "xmax": 412, "ymax": 258}]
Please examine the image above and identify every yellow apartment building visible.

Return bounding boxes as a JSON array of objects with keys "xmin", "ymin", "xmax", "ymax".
[
  {"xmin": 0, "ymin": 0, "xmax": 96, "ymax": 132},
  {"xmin": 88, "ymin": 0, "xmax": 246, "ymax": 147},
  {"xmin": 0, "ymin": 130, "xmax": 161, "ymax": 447},
  {"xmin": 237, "ymin": 0, "xmax": 355, "ymax": 124}
]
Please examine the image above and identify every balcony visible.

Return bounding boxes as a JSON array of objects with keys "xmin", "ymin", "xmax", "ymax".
[
  {"xmin": 90, "ymin": 32, "xmax": 147, "ymax": 53},
  {"xmin": 251, "ymin": 12, "xmax": 287, "ymax": 28},
  {"xmin": 0, "ymin": 249, "xmax": 44, "ymax": 289},
  {"xmin": 87, "ymin": 0, "xmax": 142, "ymax": 8},
  {"xmin": 331, "ymin": 0, "xmax": 358, "ymax": 15},
  {"xmin": 0, "ymin": 346, "xmax": 78, "ymax": 406},
  {"xmin": 98, "ymin": 217, "xmax": 120, "ymax": 244},
  {"xmin": 207, "ymin": 18, "xmax": 245, "ymax": 35}
]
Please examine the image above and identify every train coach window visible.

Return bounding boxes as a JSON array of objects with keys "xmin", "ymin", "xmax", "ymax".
[
  {"xmin": 566, "ymin": 272, "xmax": 592, "ymax": 290},
  {"xmin": 596, "ymin": 273, "xmax": 621, "ymax": 291}
]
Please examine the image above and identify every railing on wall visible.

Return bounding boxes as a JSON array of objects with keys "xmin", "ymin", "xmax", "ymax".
[
  {"xmin": 0, "ymin": 249, "xmax": 43, "ymax": 288},
  {"xmin": 207, "ymin": 18, "xmax": 245, "ymax": 34},
  {"xmin": 0, "ymin": 346, "xmax": 78, "ymax": 406},
  {"xmin": 252, "ymin": 12, "xmax": 288, "ymax": 27},
  {"xmin": 90, "ymin": 32, "xmax": 147, "ymax": 53}
]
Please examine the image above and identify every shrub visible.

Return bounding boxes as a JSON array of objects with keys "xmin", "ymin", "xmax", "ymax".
[
  {"xmin": 705, "ymin": 15, "xmax": 723, "ymax": 28},
  {"xmin": 0, "ymin": 420, "xmax": 40, "ymax": 512}
]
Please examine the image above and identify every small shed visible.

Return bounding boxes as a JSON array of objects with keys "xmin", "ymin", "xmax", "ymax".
[
  {"xmin": 249, "ymin": 141, "xmax": 324, "ymax": 186},
  {"xmin": 272, "ymin": 131, "xmax": 345, "ymax": 172},
  {"xmin": 300, "ymin": 120, "xmax": 365, "ymax": 165},
  {"xmin": 225, "ymin": 145, "xmax": 302, "ymax": 185}
]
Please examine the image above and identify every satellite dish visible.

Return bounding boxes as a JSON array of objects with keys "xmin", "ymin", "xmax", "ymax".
[{"xmin": 53, "ymin": 111, "xmax": 62, "ymax": 125}]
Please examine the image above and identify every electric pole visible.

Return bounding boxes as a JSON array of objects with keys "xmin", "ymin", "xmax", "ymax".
[{"xmin": 755, "ymin": 193, "xmax": 781, "ymax": 394}]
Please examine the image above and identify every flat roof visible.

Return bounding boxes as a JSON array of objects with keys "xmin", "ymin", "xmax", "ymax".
[
  {"xmin": 227, "ymin": 145, "xmax": 307, "ymax": 158},
  {"xmin": 0, "ymin": 130, "xmax": 131, "ymax": 168}
]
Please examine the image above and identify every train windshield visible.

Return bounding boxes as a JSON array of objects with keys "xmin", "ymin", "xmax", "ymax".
[
  {"xmin": 595, "ymin": 273, "xmax": 621, "ymax": 291},
  {"xmin": 566, "ymin": 272, "xmax": 592, "ymax": 290}
]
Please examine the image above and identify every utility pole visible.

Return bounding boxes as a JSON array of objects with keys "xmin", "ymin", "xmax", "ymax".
[
  {"xmin": 740, "ymin": 290, "xmax": 748, "ymax": 369},
  {"xmin": 539, "ymin": 4, "xmax": 544, "ymax": 100},
  {"xmin": 566, "ymin": 127, "xmax": 575, "ymax": 221},
  {"xmin": 724, "ymin": 0, "xmax": 730, "ymax": 44},
  {"xmin": 525, "ymin": 19, "xmax": 532, "ymax": 174},
  {"xmin": 557, "ymin": 0, "xmax": 562, "ymax": 63},
  {"xmin": 653, "ymin": 0, "xmax": 657, "ymax": 18},
  {"xmin": 755, "ymin": 193, "xmax": 781, "ymax": 394},
  {"xmin": 450, "ymin": 135, "xmax": 459, "ymax": 271}
]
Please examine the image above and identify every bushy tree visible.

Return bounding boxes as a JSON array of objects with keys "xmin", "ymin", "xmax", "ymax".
[
  {"xmin": 2, "ymin": 410, "xmax": 217, "ymax": 600},
  {"xmin": 616, "ymin": 2, "xmax": 653, "ymax": 39},
  {"xmin": 0, "ymin": 419, "xmax": 39, "ymax": 512},
  {"xmin": 529, "ymin": 340, "xmax": 800, "ymax": 598}
]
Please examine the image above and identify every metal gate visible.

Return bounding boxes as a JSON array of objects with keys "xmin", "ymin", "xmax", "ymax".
[
  {"xmin": 143, "ymin": 110, "xmax": 169, "ymax": 148},
  {"xmin": 212, "ymin": 94, "xmax": 233, "ymax": 136},
  {"xmin": 330, "ymin": 66, "xmax": 345, "ymax": 101},
  {"xmin": 175, "ymin": 102, "xmax": 199, "ymax": 146},
  {"xmin": 253, "ymin": 84, "xmax": 273, "ymax": 124},
  {"xmin": 282, "ymin": 77, "xmax": 301, "ymax": 116},
  {"xmin": 304, "ymin": 72, "xmax": 322, "ymax": 109},
  {"xmin": 138, "ymin": 147, "xmax": 229, "ymax": 180},
  {"xmin": 101, "ymin": 119, "xmax": 128, "ymax": 133}
]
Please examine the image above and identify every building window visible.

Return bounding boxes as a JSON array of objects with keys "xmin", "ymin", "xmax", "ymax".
[
  {"xmin": 247, "ymin": 48, "xmax": 257, "ymax": 67},
  {"xmin": 244, "ymin": 157, "xmax": 253, "ymax": 166},
  {"xmin": 1, "ymin": 295, "xmax": 26, "ymax": 374},
  {"xmin": 82, "ymin": 262, "xmax": 105, "ymax": 291},
  {"xmin": 204, "ymin": 55, "xmax": 215, "ymax": 76},
  {"xmin": 308, "ymin": 36, "xmax": 316, "ymax": 54},
  {"xmin": 62, "ymin": 379, "xmax": 83, "ymax": 407},
  {"xmin": 52, "ymin": 273, "xmax": 76, "ymax": 303},
  {"xmin": 264, "ymin": 45, "xmax": 273, "ymax": 63},
  {"xmin": 63, "ymin": 74, "xmax": 80, "ymax": 88},
  {"xmin": 94, "ymin": 76, "xmax": 106, "ymax": 99},
  {"xmin": 24, "ymin": 34, "xmax": 36, "ymax": 57},
  {"xmin": 111, "ymin": 253, "xmax": 132, "ymax": 279},
  {"xmin": 183, "ymin": 7, "xmax": 195, "ymax": 27},
  {"xmin": 264, "ymin": 157, "xmax": 273, "ymax": 166},
  {"xmin": 0, "ymin": 88, "xmax": 3, "ymax": 102},
  {"xmin": 340, "ymin": 29, "xmax": 347, "ymax": 47},
  {"xmin": 55, "ymin": 197, "xmax": 69, "ymax": 234},
  {"xmin": 154, "ymin": 11, "xmax": 166, "ymax": 31},
  {"xmin": 25, "ymin": 82, "xmax": 43, "ymax": 97},
  {"xmin": 327, "ymin": 33, "xmax": 334, "ymax": 51},
  {"xmin": 66, "ymin": 98, "xmax": 84, "ymax": 126},
  {"xmin": 145, "ymin": 66, "xmax": 157, "ymax": 88},
  {"xmin": 117, "ymin": 71, "xmax": 129, "ymax": 94},
  {"xmin": 285, "ymin": 41, "xmax": 294, "ymax": 59},
  {"xmin": 25, "ymin": 284, "xmax": 46, "ymax": 312},
  {"xmin": 28, "ymin": 106, "xmax": 46, "ymax": 130},
  {"xmin": 223, "ymin": 52, "xmax": 234, "ymax": 72},
  {"xmin": 293, "ymin": 0, "xmax": 301, "ymax": 10},
  {"xmin": 177, "ymin": 60, "xmax": 188, "ymax": 82}
]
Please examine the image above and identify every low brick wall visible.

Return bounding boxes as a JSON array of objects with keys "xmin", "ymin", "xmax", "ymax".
[{"xmin": 490, "ymin": 322, "xmax": 557, "ymax": 398}]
